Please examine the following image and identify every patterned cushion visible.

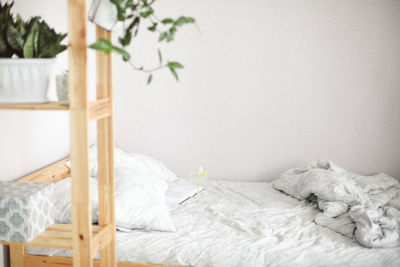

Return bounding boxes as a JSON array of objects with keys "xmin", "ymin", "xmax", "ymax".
[{"xmin": 0, "ymin": 182, "xmax": 54, "ymax": 242}]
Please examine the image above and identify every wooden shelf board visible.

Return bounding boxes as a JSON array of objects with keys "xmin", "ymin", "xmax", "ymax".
[
  {"xmin": 89, "ymin": 98, "xmax": 111, "ymax": 121},
  {"xmin": 0, "ymin": 102, "xmax": 69, "ymax": 110},
  {"xmin": 0, "ymin": 224, "xmax": 108, "ymax": 251},
  {"xmin": 0, "ymin": 99, "xmax": 111, "ymax": 117}
]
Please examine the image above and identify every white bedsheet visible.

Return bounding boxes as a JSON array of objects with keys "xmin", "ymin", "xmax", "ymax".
[{"xmin": 27, "ymin": 180, "xmax": 400, "ymax": 267}]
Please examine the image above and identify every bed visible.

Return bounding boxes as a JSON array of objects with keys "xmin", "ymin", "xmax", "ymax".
[{"xmin": 24, "ymin": 177, "xmax": 400, "ymax": 267}]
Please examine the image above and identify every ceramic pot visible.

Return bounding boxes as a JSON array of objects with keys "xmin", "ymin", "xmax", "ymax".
[
  {"xmin": 0, "ymin": 58, "xmax": 55, "ymax": 103},
  {"xmin": 88, "ymin": 0, "xmax": 118, "ymax": 31},
  {"xmin": 56, "ymin": 72, "xmax": 68, "ymax": 103}
]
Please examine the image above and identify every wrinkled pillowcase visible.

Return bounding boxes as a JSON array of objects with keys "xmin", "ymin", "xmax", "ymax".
[
  {"xmin": 53, "ymin": 170, "xmax": 176, "ymax": 232},
  {"xmin": 65, "ymin": 145, "xmax": 178, "ymax": 182},
  {"xmin": 53, "ymin": 177, "xmax": 99, "ymax": 224},
  {"xmin": 114, "ymin": 167, "xmax": 176, "ymax": 232}
]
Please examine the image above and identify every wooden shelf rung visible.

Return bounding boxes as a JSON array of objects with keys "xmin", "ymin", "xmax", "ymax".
[
  {"xmin": 0, "ymin": 101, "xmax": 69, "ymax": 110},
  {"xmin": 89, "ymin": 98, "xmax": 111, "ymax": 121},
  {"xmin": 91, "ymin": 224, "xmax": 114, "ymax": 257},
  {"xmin": 0, "ymin": 224, "xmax": 106, "ymax": 251},
  {"xmin": 27, "ymin": 235, "xmax": 73, "ymax": 250}
]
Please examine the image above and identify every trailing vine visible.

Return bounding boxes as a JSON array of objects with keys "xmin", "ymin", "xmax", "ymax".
[{"xmin": 89, "ymin": 0, "xmax": 196, "ymax": 84}]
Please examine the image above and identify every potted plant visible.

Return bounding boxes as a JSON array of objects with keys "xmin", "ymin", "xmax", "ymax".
[
  {"xmin": 88, "ymin": 0, "xmax": 196, "ymax": 84},
  {"xmin": 0, "ymin": 2, "xmax": 67, "ymax": 103}
]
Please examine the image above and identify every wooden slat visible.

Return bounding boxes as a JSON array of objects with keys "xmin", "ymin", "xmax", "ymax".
[
  {"xmin": 0, "ymin": 102, "xmax": 69, "ymax": 110},
  {"xmin": 48, "ymin": 224, "xmax": 101, "ymax": 233},
  {"xmin": 27, "ymin": 236, "xmax": 73, "ymax": 250},
  {"xmin": 0, "ymin": 224, "xmax": 103, "ymax": 250},
  {"xmin": 18, "ymin": 158, "xmax": 70, "ymax": 183},
  {"xmin": 47, "ymin": 224, "xmax": 74, "ymax": 232},
  {"xmin": 91, "ymin": 225, "xmax": 113, "ymax": 257},
  {"xmin": 23, "ymin": 254, "xmax": 187, "ymax": 267},
  {"xmin": 10, "ymin": 244, "xmax": 24, "ymax": 267},
  {"xmin": 89, "ymin": 99, "xmax": 111, "ymax": 121},
  {"xmin": 0, "ymin": 234, "xmax": 71, "ymax": 250},
  {"xmin": 68, "ymin": 0, "xmax": 93, "ymax": 266},
  {"xmin": 96, "ymin": 26, "xmax": 117, "ymax": 267}
]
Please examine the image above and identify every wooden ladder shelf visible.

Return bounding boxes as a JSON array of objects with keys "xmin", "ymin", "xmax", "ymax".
[{"xmin": 0, "ymin": 1, "xmax": 117, "ymax": 267}]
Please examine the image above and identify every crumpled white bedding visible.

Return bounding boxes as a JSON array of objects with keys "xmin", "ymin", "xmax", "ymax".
[
  {"xmin": 27, "ymin": 179, "xmax": 400, "ymax": 267},
  {"xmin": 273, "ymin": 160, "xmax": 400, "ymax": 248}
]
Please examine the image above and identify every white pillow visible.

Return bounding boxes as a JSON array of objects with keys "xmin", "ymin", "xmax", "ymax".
[
  {"xmin": 166, "ymin": 182, "xmax": 204, "ymax": 209},
  {"xmin": 53, "ymin": 173, "xmax": 175, "ymax": 232},
  {"xmin": 125, "ymin": 153, "xmax": 178, "ymax": 183},
  {"xmin": 65, "ymin": 145, "xmax": 178, "ymax": 182},
  {"xmin": 53, "ymin": 177, "xmax": 99, "ymax": 223},
  {"xmin": 114, "ymin": 167, "xmax": 176, "ymax": 232}
]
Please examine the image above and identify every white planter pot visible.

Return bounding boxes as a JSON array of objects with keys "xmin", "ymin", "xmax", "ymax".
[
  {"xmin": 89, "ymin": 0, "xmax": 118, "ymax": 31},
  {"xmin": 0, "ymin": 58, "xmax": 55, "ymax": 103}
]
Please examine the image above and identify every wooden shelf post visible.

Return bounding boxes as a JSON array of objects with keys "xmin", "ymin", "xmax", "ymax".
[
  {"xmin": 96, "ymin": 27, "xmax": 117, "ymax": 267},
  {"xmin": 68, "ymin": 0, "xmax": 93, "ymax": 266},
  {"xmin": 0, "ymin": 1, "xmax": 117, "ymax": 266}
]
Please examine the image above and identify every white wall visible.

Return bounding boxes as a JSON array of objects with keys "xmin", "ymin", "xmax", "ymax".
[
  {"xmin": 0, "ymin": 0, "xmax": 400, "ymax": 265},
  {"xmin": 115, "ymin": 0, "xmax": 400, "ymax": 181}
]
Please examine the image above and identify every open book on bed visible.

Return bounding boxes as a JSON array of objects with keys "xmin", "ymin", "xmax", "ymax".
[{"xmin": 166, "ymin": 182, "xmax": 204, "ymax": 209}]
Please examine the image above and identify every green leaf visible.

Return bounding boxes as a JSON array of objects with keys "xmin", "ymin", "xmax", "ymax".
[
  {"xmin": 23, "ymin": 31, "xmax": 35, "ymax": 58},
  {"xmin": 167, "ymin": 61, "xmax": 184, "ymax": 69},
  {"xmin": 161, "ymin": 18, "xmax": 174, "ymax": 24},
  {"xmin": 139, "ymin": 7, "xmax": 154, "ymax": 18},
  {"xmin": 169, "ymin": 67, "xmax": 179, "ymax": 81},
  {"xmin": 0, "ymin": 38, "xmax": 9, "ymax": 57},
  {"xmin": 15, "ymin": 15, "xmax": 26, "ymax": 35},
  {"xmin": 0, "ymin": 2, "xmax": 17, "ymax": 57},
  {"xmin": 158, "ymin": 32, "xmax": 168, "ymax": 42},
  {"xmin": 89, "ymin": 38, "xmax": 131, "ymax": 61},
  {"xmin": 147, "ymin": 74, "xmax": 153, "ymax": 84},
  {"xmin": 163, "ymin": 27, "xmax": 177, "ymax": 42},
  {"xmin": 157, "ymin": 48, "xmax": 162, "ymax": 64},
  {"xmin": 33, "ymin": 28, "xmax": 39, "ymax": 56},
  {"xmin": 147, "ymin": 23, "xmax": 157, "ymax": 32},
  {"xmin": 22, "ymin": 19, "xmax": 41, "ymax": 58},
  {"xmin": 166, "ymin": 31, "xmax": 174, "ymax": 42},
  {"xmin": 174, "ymin": 16, "xmax": 196, "ymax": 27},
  {"xmin": 119, "ymin": 17, "xmax": 140, "ymax": 47},
  {"xmin": 110, "ymin": 0, "xmax": 126, "ymax": 21},
  {"xmin": 125, "ymin": 0, "xmax": 134, "ymax": 8},
  {"xmin": 167, "ymin": 61, "xmax": 183, "ymax": 81},
  {"xmin": 36, "ymin": 20, "xmax": 67, "ymax": 58},
  {"xmin": 113, "ymin": 46, "xmax": 131, "ymax": 61},
  {"xmin": 6, "ymin": 24, "xmax": 25, "ymax": 53},
  {"xmin": 89, "ymin": 39, "xmax": 113, "ymax": 54}
]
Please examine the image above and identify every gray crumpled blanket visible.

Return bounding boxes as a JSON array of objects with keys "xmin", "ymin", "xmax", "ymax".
[{"xmin": 272, "ymin": 160, "xmax": 400, "ymax": 248}]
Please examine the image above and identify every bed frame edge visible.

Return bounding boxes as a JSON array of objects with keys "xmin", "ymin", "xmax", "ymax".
[{"xmin": 17, "ymin": 158, "xmax": 71, "ymax": 183}]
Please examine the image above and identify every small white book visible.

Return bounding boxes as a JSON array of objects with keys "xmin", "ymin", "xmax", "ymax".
[{"xmin": 166, "ymin": 182, "xmax": 204, "ymax": 209}]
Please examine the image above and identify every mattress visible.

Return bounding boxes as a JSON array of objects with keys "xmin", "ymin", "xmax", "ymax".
[{"xmin": 27, "ymin": 179, "xmax": 400, "ymax": 267}]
